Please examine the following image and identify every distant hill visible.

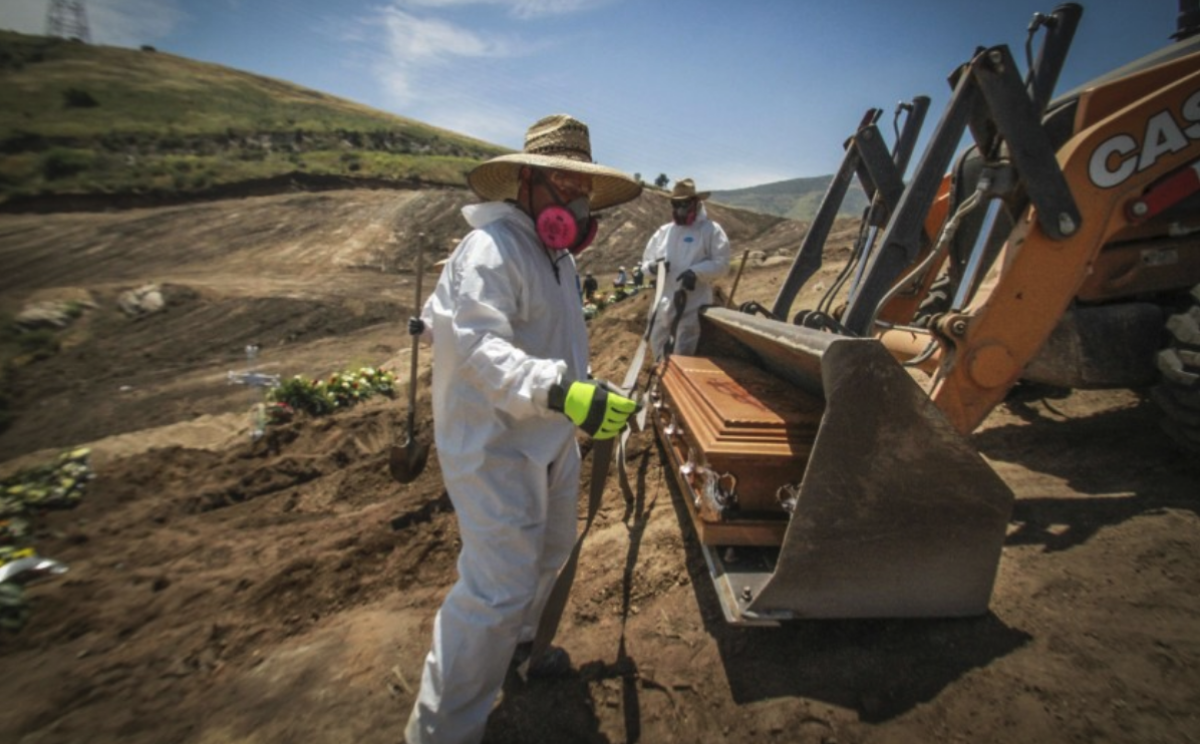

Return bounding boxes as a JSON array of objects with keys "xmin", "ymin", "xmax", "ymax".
[
  {"xmin": 0, "ymin": 31, "xmax": 508, "ymax": 205},
  {"xmin": 0, "ymin": 29, "xmax": 858, "ymax": 226},
  {"xmin": 710, "ymin": 175, "xmax": 869, "ymax": 222}
]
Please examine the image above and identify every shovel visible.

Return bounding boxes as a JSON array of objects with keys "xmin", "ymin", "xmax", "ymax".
[{"xmin": 389, "ymin": 234, "xmax": 430, "ymax": 484}]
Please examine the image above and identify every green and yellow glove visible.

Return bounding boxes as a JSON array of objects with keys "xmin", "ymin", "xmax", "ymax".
[{"xmin": 548, "ymin": 379, "xmax": 639, "ymax": 440}]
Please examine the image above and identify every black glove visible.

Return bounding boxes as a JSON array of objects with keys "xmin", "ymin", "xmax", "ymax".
[
  {"xmin": 408, "ymin": 317, "xmax": 425, "ymax": 336},
  {"xmin": 678, "ymin": 269, "xmax": 697, "ymax": 291}
]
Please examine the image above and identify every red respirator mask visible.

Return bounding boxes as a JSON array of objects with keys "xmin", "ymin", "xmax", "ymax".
[
  {"xmin": 533, "ymin": 169, "xmax": 598, "ymax": 254},
  {"xmin": 672, "ymin": 199, "xmax": 698, "ymax": 226},
  {"xmin": 536, "ymin": 199, "xmax": 598, "ymax": 254}
]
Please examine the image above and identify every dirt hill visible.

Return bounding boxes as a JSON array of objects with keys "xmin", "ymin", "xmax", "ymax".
[
  {"xmin": 0, "ymin": 189, "xmax": 1197, "ymax": 744},
  {"xmin": 0, "ymin": 187, "xmax": 801, "ymax": 461}
]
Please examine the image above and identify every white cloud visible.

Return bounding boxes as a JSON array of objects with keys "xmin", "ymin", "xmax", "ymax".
[
  {"xmin": 378, "ymin": 6, "xmax": 515, "ymax": 64},
  {"xmin": 508, "ymin": 0, "xmax": 611, "ymax": 20},
  {"xmin": 388, "ymin": 0, "xmax": 613, "ymax": 20},
  {"xmin": 352, "ymin": 0, "xmax": 612, "ymax": 145},
  {"xmin": 368, "ymin": 7, "xmax": 515, "ymax": 116},
  {"xmin": 424, "ymin": 106, "xmax": 527, "ymax": 148},
  {"xmin": 365, "ymin": 3, "xmax": 536, "ymax": 113}
]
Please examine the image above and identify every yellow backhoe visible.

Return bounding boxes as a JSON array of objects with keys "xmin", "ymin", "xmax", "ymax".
[{"xmin": 649, "ymin": 1, "xmax": 1200, "ymax": 624}]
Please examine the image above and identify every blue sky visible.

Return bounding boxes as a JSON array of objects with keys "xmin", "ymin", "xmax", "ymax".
[{"xmin": 0, "ymin": 0, "xmax": 1177, "ymax": 190}]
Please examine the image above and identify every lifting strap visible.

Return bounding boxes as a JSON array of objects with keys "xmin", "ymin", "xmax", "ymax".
[
  {"xmin": 523, "ymin": 262, "xmax": 681, "ymax": 675},
  {"xmin": 519, "ymin": 436, "xmax": 613, "ymax": 679}
]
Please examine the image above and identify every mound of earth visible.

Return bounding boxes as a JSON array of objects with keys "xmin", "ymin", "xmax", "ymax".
[{"xmin": 0, "ymin": 190, "xmax": 1197, "ymax": 744}]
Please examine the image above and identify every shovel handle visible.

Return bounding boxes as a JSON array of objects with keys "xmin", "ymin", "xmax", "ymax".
[
  {"xmin": 726, "ymin": 250, "xmax": 750, "ymax": 308},
  {"xmin": 407, "ymin": 234, "xmax": 425, "ymax": 438}
]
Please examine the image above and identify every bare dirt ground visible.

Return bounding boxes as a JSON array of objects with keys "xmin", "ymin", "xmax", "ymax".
[{"xmin": 0, "ymin": 189, "xmax": 1197, "ymax": 744}]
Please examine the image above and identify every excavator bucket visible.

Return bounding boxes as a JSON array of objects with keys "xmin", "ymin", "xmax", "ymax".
[
  {"xmin": 652, "ymin": 308, "xmax": 1013, "ymax": 624},
  {"xmin": 650, "ymin": 3, "xmax": 1200, "ymax": 623}
]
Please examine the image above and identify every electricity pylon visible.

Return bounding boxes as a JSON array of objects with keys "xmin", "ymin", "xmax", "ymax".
[{"xmin": 46, "ymin": 0, "xmax": 91, "ymax": 43}]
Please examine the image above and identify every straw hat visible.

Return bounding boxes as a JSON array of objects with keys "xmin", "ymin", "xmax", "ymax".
[
  {"xmin": 467, "ymin": 114, "xmax": 642, "ymax": 211},
  {"xmin": 669, "ymin": 178, "xmax": 710, "ymax": 201}
]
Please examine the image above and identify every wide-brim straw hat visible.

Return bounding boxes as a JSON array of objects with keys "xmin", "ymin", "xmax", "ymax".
[
  {"xmin": 669, "ymin": 178, "xmax": 710, "ymax": 201},
  {"xmin": 468, "ymin": 114, "xmax": 642, "ymax": 211}
]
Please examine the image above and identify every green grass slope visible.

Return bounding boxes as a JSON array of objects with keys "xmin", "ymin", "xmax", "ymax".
[
  {"xmin": 0, "ymin": 31, "xmax": 509, "ymax": 204},
  {"xmin": 710, "ymin": 175, "xmax": 869, "ymax": 221}
]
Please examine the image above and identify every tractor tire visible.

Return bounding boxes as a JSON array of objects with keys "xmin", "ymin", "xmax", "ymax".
[{"xmin": 1152, "ymin": 285, "xmax": 1200, "ymax": 454}]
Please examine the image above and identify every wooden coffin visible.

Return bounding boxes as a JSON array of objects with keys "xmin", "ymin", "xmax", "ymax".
[{"xmin": 655, "ymin": 355, "xmax": 825, "ymax": 546}]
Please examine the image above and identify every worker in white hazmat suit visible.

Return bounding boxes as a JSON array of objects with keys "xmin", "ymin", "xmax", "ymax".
[
  {"xmin": 405, "ymin": 114, "xmax": 642, "ymax": 744},
  {"xmin": 640, "ymin": 178, "xmax": 732, "ymax": 360}
]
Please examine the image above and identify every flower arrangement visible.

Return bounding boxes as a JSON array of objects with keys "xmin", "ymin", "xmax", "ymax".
[
  {"xmin": 581, "ymin": 284, "xmax": 638, "ymax": 322},
  {"xmin": 1, "ymin": 448, "xmax": 93, "ymax": 631},
  {"xmin": 1, "ymin": 447, "xmax": 93, "ymax": 533},
  {"xmin": 269, "ymin": 375, "xmax": 336, "ymax": 417},
  {"xmin": 266, "ymin": 366, "xmax": 398, "ymax": 419},
  {"xmin": 266, "ymin": 401, "xmax": 295, "ymax": 424}
]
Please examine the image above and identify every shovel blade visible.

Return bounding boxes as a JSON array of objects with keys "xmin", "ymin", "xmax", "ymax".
[{"xmin": 389, "ymin": 439, "xmax": 429, "ymax": 484}]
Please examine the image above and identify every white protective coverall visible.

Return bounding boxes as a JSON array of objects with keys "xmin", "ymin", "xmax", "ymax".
[
  {"xmin": 640, "ymin": 203, "xmax": 732, "ymax": 359},
  {"xmin": 406, "ymin": 201, "xmax": 587, "ymax": 744}
]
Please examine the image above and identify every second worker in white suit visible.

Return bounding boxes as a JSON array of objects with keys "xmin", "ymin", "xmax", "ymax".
[{"xmin": 640, "ymin": 178, "xmax": 732, "ymax": 360}]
